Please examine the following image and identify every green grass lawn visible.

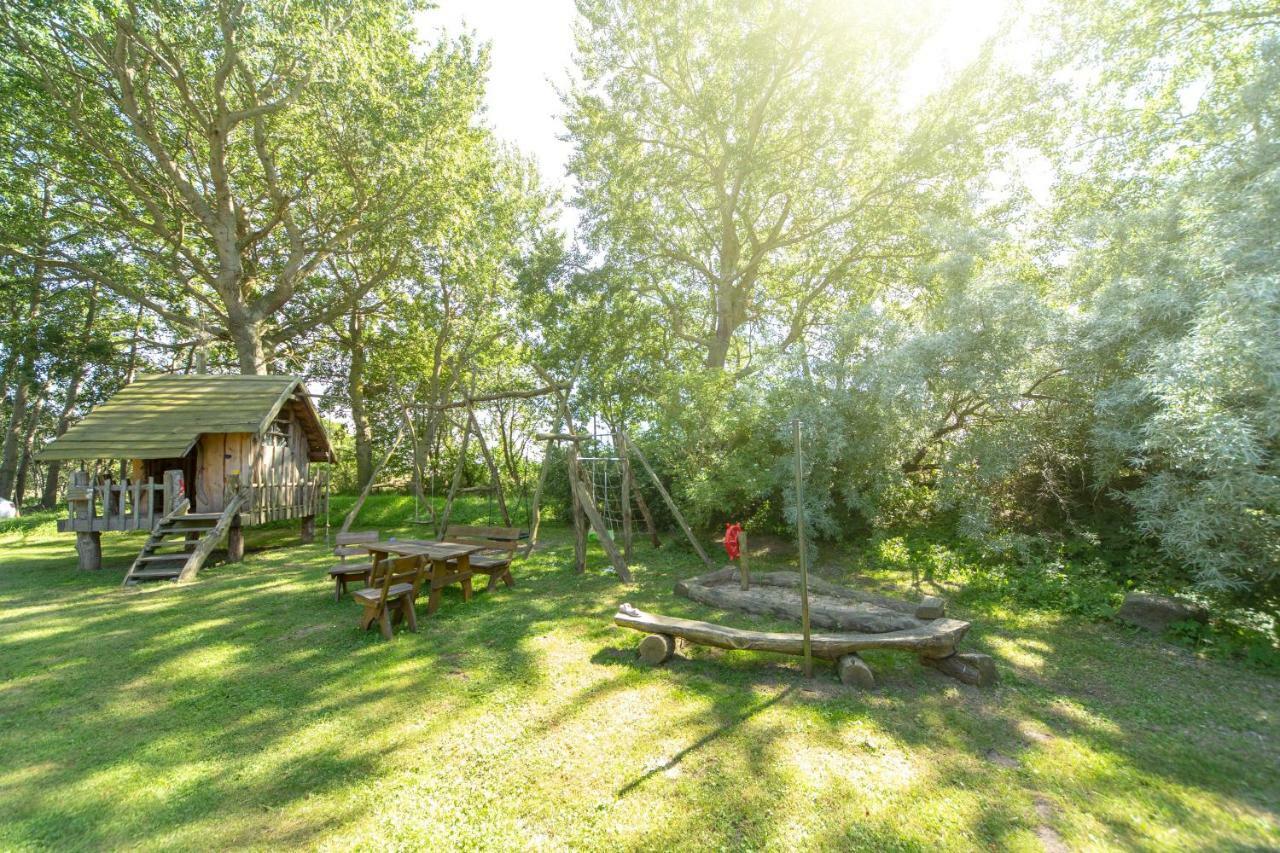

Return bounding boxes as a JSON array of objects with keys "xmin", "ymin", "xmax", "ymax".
[{"xmin": 0, "ymin": 496, "xmax": 1276, "ymax": 851}]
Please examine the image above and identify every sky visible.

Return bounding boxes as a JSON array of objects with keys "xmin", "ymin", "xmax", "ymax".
[{"xmin": 416, "ymin": 0, "xmax": 1033, "ymax": 227}]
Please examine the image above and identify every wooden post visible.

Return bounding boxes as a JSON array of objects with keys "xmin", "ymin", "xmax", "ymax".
[
  {"xmin": 739, "ymin": 530, "xmax": 750, "ymax": 590},
  {"xmin": 402, "ymin": 408, "xmax": 433, "ymax": 526},
  {"xmin": 569, "ymin": 449, "xmax": 587, "ymax": 574},
  {"xmin": 793, "ymin": 420, "xmax": 813, "ymax": 679},
  {"xmin": 629, "ymin": 464, "xmax": 661, "ymax": 547},
  {"xmin": 467, "ymin": 405, "xmax": 511, "ymax": 527},
  {"xmin": 438, "ymin": 415, "xmax": 470, "ymax": 538},
  {"xmin": 227, "ymin": 472, "xmax": 244, "ymax": 562},
  {"xmin": 70, "ymin": 471, "xmax": 101, "ymax": 570},
  {"xmin": 228, "ymin": 516, "xmax": 245, "ymax": 562},
  {"xmin": 614, "ymin": 431, "xmax": 634, "ymax": 562},
  {"xmin": 163, "ymin": 468, "xmax": 185, "ymax": 513},
  {"xmin": 525, "ymin": 431, "xmax": 556, "ymax": 556},
  {"xmin": 620, "ymin": 431, "xmax": 715, "ymax": 572},
  {"xmin": 568, "ymin": 465, "xmax": 633, "ymax": 582},
  {"xmin": 341, "ymin": 414, "xmax": 408, "ymax": 536},
  {"xmin": 75, "ymin": 531, "xmax": 102, "ymax": 571},
  {"xmin": 546, "ymin": 390, "xmax": 631, "ymax": 580}
]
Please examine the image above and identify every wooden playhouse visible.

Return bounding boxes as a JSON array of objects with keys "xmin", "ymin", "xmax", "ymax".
[{"xmin": 37, "ymin": 374, "xmax": 335, "ymax": 585}]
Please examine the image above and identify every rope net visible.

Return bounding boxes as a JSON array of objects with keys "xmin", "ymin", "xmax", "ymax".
[{"xmin": 580, "ymin": 428, "xmax": 623, "ymax": 536}]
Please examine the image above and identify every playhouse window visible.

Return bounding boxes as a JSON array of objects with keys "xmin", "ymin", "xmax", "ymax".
[{"xmin": 266, "ymin": 416, "xmax": 290, "ymax": 448}]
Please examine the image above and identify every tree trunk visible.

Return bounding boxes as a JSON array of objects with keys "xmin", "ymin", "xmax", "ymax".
[
  {"xmin": 0, "ymin": 350, "xmax": 14, "ymax": 425},
  {"xmin": 0, "ymin": 371, "xmax": 32, "ymax": 501},
  {"xmin": 348, "ymin": 310, "xmax": 374, "ymax": 491},
  {"xmin": 706, "ymin": 322, "xmax": 732, "ymax": 370},
  {"xmin": 13, "ymin": 386, "xmax": 48, "ymax": 509},
  {"xmin": 41, "ymin": 370, "xmax": 85, "ymax": 508},
  {"xmin": 123, "ymin": 301, "xmax": 144, "ymax": 384},
  {"xmin": 0, "ymin": 259, "xmax": 44, "ymax": 500},
  {"xmin": 230, "ymin": 317, "xmax": 267, "ymax": 375},
  {"xmin": 42, "ymin": 287, "xmax": 99, "ymax": 507}
]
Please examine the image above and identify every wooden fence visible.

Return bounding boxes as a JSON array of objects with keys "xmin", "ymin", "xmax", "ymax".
[{"xmin": 58, "ymin": 469, "xmax": 184, "ymax": 533}]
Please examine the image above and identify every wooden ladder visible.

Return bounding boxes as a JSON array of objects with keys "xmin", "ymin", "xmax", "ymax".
[{"xmin": 122, "ymin": 490, "xmax": 249, "ymax": 587}]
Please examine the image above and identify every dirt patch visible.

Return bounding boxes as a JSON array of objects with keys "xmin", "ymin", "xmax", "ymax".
[
  {"xmin": 282, "ymin": 624, "xmax": 333, "ymax": 641},
  {"xmin": 742, "ymin": 534, "xmax": 796, "ymax": 559},
  {"xmin": 984, "ymin": 748, "xmax": 1019, "ymax": 769},
  {"xmin": 1034, "ymin": 796, "xmax": 1068, "ymax": 852}
]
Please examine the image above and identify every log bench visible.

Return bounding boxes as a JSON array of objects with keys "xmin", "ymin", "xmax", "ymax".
[{"xmin": 613, "ymin": 603, "xmax": 997, "ymax": 688}]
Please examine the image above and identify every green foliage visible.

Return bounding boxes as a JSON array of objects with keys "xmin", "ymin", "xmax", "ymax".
[
  {"xmin": 567, "ymin": 0, "xmax": 994, "ymax": 371},
  {"xmin": 1165, "ymin": 618, "xmax": 1280, "ymax": 674}
]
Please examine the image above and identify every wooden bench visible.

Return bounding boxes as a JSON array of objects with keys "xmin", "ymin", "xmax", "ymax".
[
  {"xmin": 327, "ymin": 531, "xmax": 378, "ymax": 601},
  {"xmin": 355, "ymin": 554, "xmax": 426, "ymax": 639},
  {"xmin": 441, "ymin": 525, "xmax": 523, "ymax": 592}
]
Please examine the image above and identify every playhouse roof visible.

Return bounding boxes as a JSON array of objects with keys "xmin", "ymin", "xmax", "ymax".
[{"xmin": 37, "ymin": 374, "xmax": 335, "ymax": 462}]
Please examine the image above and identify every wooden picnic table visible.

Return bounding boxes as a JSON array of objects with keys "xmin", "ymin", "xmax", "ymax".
[{"xmin": 366, "ymin": 539, "xmax": 484, "ymax": 616}]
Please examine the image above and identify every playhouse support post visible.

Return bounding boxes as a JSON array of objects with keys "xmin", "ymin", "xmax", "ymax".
[
  {"xmin": 300, "ymin": 514, "xmax": 315, "ymax": 544},
  {"xmin": 227, "ymin": 515, "xmax": 244, "ymax": 562},
  {"xmin": 69, "ymin": 471, "xmax": 101, "ymax": 570},
  {"xmin": 76, "ymin": 531, "xmax": 102, "ymax": 571}
]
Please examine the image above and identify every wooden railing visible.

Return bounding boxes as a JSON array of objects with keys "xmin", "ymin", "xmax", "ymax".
[
  {"xmin": 60, "ymin": 469, "xmax": 184, "ymax": 533},
  {"xmin": 239, "ymin": 469, "xmax": 328, "ymax": 523},
  {"xmin": 61, "ymin": 467, "xmax": 328, "ymax": 532}
]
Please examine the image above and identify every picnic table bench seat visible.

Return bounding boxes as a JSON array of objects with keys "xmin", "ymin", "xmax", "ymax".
[
  {"xmin": 356, "ymin": 554, "xmax": 425, "ymax": 639},
  {"xmin": 328, "ymin": 531, "xmax": 378, "ymax": 601},
  {"xmin": 441, "ymin": 524, "xmax": 523, "ymax": 591}
]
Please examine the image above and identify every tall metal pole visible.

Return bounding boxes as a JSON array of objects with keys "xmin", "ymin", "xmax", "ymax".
[{"xmin": 793, "ymin": 419, "xmax": 813, "ymax": 678}]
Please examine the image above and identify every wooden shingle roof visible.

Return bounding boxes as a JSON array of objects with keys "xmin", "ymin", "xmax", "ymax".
[{"xmin": 37, "ymin": 374, "xmax": 335, "ymax": 462}]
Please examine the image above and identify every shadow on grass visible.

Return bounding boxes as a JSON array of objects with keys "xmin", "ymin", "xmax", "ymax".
[
  {"xmin": 615, "ymin": 682, "xmax": 797, "ymax": 796},
  {"xmin": 1, "ymin": 494, "xmax": 1276, "ymax": 849}
]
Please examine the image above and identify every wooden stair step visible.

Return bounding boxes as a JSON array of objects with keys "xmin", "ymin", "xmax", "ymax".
[
  {"xmin": 124, "ymin": 489, "xmax": 250, "ymax": 589},
  {"xmin": 129, "ymin": 568, "xmax": 183, "ymax": 579}
]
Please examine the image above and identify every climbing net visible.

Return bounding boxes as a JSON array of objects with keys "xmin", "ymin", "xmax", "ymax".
[{"xmin": 579, "ymin": 429, "xmax": 623, "ymax": 537}]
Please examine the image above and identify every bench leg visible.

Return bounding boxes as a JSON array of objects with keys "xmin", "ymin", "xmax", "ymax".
[
  {"xmin": 360, "ymin": 604, "xmax": 377, "ymax": 631},
  {"xmin": 401, "ymin": 597, "xmax": 418, "ymax": 633},
  {"xmin": 502, "ymin": 569, "xmax": 514, "ymax": 588},
  {"xmin": 378, "ymin": 607, "xmax": 394, "ymax": 640},
  {"xmin": 486, "ymin": 572, "xmax": 500, "ymax": 593},
  {"xmin": 335, "ymin": 577, "xmax": 345, "ymax": 603},
  {"xmin": 426, "ymin": 585, "xmax": 442, "ymax": 616},
  {"xmin": 461, "ymin": 577, "xmax": 473, "ymax": 603}
]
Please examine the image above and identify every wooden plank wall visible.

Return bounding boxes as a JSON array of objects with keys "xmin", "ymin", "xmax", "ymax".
[
  {"xmin": 195, "ymin": 432, "xmax": 253, "ymax": 512},
  {"xmin": 187, "ymin": 405, "xmax": 315, "ymax": 519}
]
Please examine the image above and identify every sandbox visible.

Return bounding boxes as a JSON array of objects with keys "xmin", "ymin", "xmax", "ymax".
[{"xmin": 614, "ymin": 566, "xmax": 997, "ymax": 687}]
